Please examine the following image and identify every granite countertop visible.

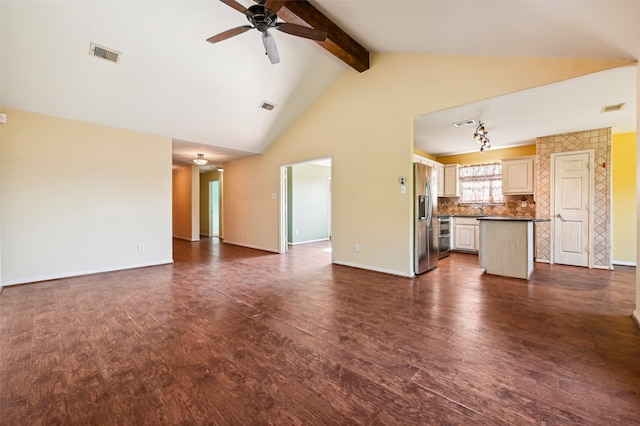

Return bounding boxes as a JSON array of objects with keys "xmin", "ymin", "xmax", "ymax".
[
  {"xmin": 476, "ymin": 216, "xmax": 551, "ymax": 222},
  {"xmin": 437, "ymin": 214, "xmax": 551, "ymax": 221}
]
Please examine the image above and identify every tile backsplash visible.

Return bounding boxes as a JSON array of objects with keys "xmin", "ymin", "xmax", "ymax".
[{"xmin": 437, "ymin": 195, "xmax": 536, "ymax": 217}]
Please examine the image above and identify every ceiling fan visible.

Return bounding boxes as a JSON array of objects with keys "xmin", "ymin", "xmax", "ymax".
[{"xmin": 207, "ymin": 0, "xmax": 327, "ymax": 64}]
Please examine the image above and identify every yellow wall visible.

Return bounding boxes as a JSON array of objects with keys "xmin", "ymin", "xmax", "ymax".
[
  {"xmin": 172, "ymin": 166, "xmax": 200, "ymax": 241},
  {"xmin": 1, "ymin": 108, "xmax": 173, "ymax": 285},
  {"xmin": 224, "ymin": 53, "xmax": 630, "ymax": 276},
  {"xmin": 612, "ymin": 132, "xmax": 637, "ymax": 264},
  {"xmin": 636, "ymin": 66, "xmax": 640, "ymax": 320},
  {"xmin": 413, "ymin": 148, "xmax": 437, "ymax": 161},
  {"xmin": 436, "ymin": 144, "xmax": 536, "ymax": 165}
]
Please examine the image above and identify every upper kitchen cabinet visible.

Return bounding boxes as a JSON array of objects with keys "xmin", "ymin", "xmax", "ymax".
[
  {"xmin": 437, "ymin": 164, "xmax": 444, "ymax": 196},
  {"xmin": 502, "ymin": 156, "xmax": 535, "ymax": 195},
  {"xmin": 443, "ymin": 164, "xmax": 460, "ymax": 197}
]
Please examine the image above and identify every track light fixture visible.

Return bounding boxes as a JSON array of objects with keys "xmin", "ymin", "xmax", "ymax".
[
  {"xmin": 474, "ymin": 122, "xmax": 491, "ymax": 152},
  {"xmin": 193, "ymin": 153, "xmax": 208, "ymax": 165}
]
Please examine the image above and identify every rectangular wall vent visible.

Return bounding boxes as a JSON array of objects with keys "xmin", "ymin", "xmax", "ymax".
[
  {"xmin": 601, "ymin": 103, "xmax": 625, "ymax": 113},
  {"xmin": 452, "ymin": 119, "xmax": 476, "ymax": 128},
  {"xmin": 259, "ymin": 101, "xmax": 276, "ymax": 111},
  {"xmin": 89, "ymin": 43, "xmax": 121, "ymax": 63}
]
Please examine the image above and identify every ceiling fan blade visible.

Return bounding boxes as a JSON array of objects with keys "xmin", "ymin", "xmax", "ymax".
[
  {"xmin": 264, "ymin": 0, "xmax": 287, "ymax": 14},
  {"xmin": 262, "ymin": 31, "xmax": 280, "ymax": 64},
  {"xmin": 275, "ymin": 22, "xmax": 327, "ymax": 41},
  {"xmin": 207, "ymin": 25, "xmax": 252, "ymax": 44},
  {"xmin": 220, "ymin": 0, "xmax": 248, "ymax": 14}
]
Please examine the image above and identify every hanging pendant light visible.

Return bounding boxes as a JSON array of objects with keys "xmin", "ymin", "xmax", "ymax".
[{"xmin": 193, "ymin": 153, "xmax": 208, "ymax": 165}]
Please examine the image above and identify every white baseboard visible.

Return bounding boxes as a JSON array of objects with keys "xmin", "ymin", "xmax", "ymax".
[
  {"xmin": 333, "ymin": 260, "xmax": 412, "ymax": 278},
  {"xmin": 613, "ymin": 260, "xmax": 637, "ymax": 267},
  {"xmin": 632, "ymin": 311, "xmax": 640, "ymax": 331},
  {"xmin": 173, "ymin": 235, "xmax": 200, "ymax": 242},
  {"xmin": 288, "ymin": 238, "xmax": 330, "ymax": 246},
  {"xmin": 222, "ymin": 240, "xmax": 279, "ymax": 253},
  {"xmin": 535, "ymin": 259, "xmax": 550, "ymax": 264},
  {"xmin": 593, "ymin": 264, "xmax": 614, "ymax": 270},
  {"xmin": 0, "ymin": 259, "xmax": 174, "ymax": 287}
]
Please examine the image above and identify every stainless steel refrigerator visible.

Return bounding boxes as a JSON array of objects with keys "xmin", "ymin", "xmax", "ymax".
[{"xmin": 414, "ymin": 163, "xmax": 439, "ymax": 274}]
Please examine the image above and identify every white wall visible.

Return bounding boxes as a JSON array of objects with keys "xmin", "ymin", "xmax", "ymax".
[
  {"xmin": 289, "ymin": 163, "xmax": 331, "ymax": 244},
  {"xmin": 0, "ymin": 108, "xmax": 173, "ymax": 285}
]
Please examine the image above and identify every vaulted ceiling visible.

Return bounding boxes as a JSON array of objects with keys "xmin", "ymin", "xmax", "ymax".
[{"xmin": 1, "ymin": 1, "xmax": 638, "ymax": 168}]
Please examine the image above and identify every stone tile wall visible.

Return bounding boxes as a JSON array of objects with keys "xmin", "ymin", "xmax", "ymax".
[
  {"xmin": 535, "ymin": 128, "xmax": 611, "ymax": 267},
  {"xmin": 437, "ymin": 195, "xmax": 536, "ymax": 217}
]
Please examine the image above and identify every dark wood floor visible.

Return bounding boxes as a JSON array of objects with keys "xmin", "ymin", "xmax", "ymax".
[{"xmin": 1, "ymin": 239, "xmax": 640, "ymax": 425}]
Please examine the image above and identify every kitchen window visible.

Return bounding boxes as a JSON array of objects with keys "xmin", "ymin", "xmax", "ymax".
[{"xmin": 459, "ymin": 162, "xmax": 503, "ymax": 204}]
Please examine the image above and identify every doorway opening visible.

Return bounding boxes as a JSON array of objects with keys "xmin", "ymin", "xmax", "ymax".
[
  {"xmin": 279, "ymin": 158, "xmax": 333, "ymax": 262},
  {"xmin": 209, "ymin": 180, "xmax": 220, "ymax": 237}
]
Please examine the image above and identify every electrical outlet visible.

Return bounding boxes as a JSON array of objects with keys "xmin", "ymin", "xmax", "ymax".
[
  {"xmin": 295, "ymin": 230, "xmax": 299, "ymax": 235},
  {"xmin": 138, "ymin": 243, "xmax": 145, "ymax": 252},
  {"xmin": 521, "ymin": 201, "xmax": 527, "ymax": 208},
  {"xmin": 245, "ymin": 231, "xmax": 249, "ymax": 237},
  {"xmin": 400, "ymin": 185, "xmax": 406, "ymax": 194},
  {"xmin": 354, "ymin": 244, "xmax": 360, "ymax": 252}
]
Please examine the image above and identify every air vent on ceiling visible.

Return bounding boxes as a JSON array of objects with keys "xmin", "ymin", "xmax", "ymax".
[
  {"xmin": 259, "ymin": 101, "xmax": 276, "ymax": 111},
  {"xmin": 601, "ymin": 103, "xmax": 625, "ymax": 113},
  {"xmin": 89, "ymin": 42, "xmax": 121, "ymax": 63},
  {"xmin": 452, "ymin": 119, "xmax": 476, "ymax": 128}
]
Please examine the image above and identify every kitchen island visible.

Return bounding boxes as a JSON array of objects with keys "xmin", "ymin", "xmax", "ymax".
[{"xmin": 477, "ymin": 216, "xmax": 550, "ymax": 280}]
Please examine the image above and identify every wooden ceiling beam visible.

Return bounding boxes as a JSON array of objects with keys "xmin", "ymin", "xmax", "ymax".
[{"xmin": 277, "ymin": 1, "xmax": 370, "ymax": 72}]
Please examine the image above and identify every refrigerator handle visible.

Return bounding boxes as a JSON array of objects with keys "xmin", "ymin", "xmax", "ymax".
[{"xmin": 424, "ymin": 180, "xmax": 433, "ymax": 225}]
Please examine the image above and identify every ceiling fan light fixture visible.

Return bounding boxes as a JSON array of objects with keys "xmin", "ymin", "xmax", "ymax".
[
  {"xmin": 210, "ymin": 0, "xmax": 328, "ymax": 65},
  {"xmin": 193, "ymin": 153, "xmax": 208, "ymax": 165}
]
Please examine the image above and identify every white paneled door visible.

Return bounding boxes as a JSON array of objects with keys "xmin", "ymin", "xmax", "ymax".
[{"xmin": 553, "ymin": 151, "xmax": 591, "ymax": 266}]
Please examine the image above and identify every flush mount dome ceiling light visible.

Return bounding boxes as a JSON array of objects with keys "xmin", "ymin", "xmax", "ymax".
[
  {"xmin": 193, "ymin": 153, "xmax": 208, "ymax": 165},
  {"xmin": 473, "ymin": 121, "xmax": 491, "ymax": 152}
]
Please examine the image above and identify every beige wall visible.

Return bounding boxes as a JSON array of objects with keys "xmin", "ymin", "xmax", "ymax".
[
  {"xmin": 224, "ymin": 53, "xmax": 630, "ymax": 276},
  {"xmin": 535, "ymin": 128, "xmax": 612, "ymax": 267},
  {"xmin": 172, "ymin": 166, "xmax": 200, "ymax": 241},
  {"xmin": 0, "ymin": 108, "xmax": 173, "ymax": 285},
  {"xmin": 199, "ymin": 169, "xmax": 223, "ymax": 238}
]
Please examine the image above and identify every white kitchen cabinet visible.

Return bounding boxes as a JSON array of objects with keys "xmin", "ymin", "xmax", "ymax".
[
  {"xmin": 437, "ymin": 164, "xmax": 444, "ymax": 196},
  {"xmin": 502, "ymin": 156, "xmax": 535, "ymax": 195},
  {"xmin": 453, "ymin": 217, "xmax": 479, "ymax": 252},
  {"xmin": 443, "ymin": 164, "xmax": 460, "ymax": 197}
]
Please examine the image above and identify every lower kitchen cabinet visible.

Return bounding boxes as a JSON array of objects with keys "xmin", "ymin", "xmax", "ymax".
[{"xmin": 453, "ymin": 217, "xmax": 479, "ymax": 252}]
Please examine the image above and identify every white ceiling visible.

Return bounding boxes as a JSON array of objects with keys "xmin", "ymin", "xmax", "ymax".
[
  {"xmin": 414, "ymin": 65, "xmax": 637, "ymax": 156},
  {"xmin": 1, "ymin": 1, "xmax": 638, "ymax": 167}
]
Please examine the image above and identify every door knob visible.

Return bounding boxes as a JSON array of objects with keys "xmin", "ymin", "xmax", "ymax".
[{"xmin": 556, "ymin": 213, "xmax": 563, "ymax": 220}]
